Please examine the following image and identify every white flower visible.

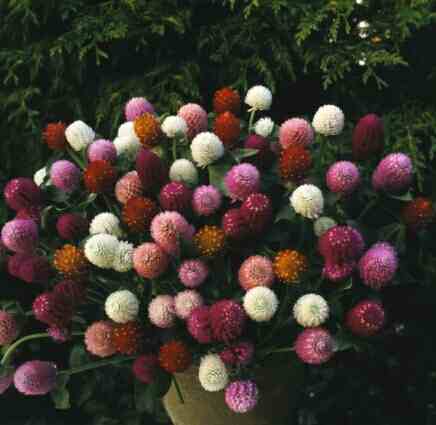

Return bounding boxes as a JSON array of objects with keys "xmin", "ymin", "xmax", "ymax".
[
  {"xmin": 174, "ymin": 290, "xmax": 203, "ymax": 320},
  {"xmin": 169, "ymin": 159, "xmax": 199, "ymax": 186},
  {"xmin": 117, "ymin": 121, "xmax": 140, "ymax": 142},
  {"xmin": 113, "ymin": 136, "xmax": 141, "ymax": 160},
  {"xmin": 293, "ymin": 294, "xmax": 329, "ymax": 327},
  {"xmin": 105, "ymin": 289, "xmax": 139, "ymax": 324},
  {"xmin": 161, "ymin": 116, "xmax": 188, "ymax": 138},
  {"xmin": 190, "ymin": 132, "xmax": 224, "ymax": 168},
  {"xmin": 65, "ymin": 120, "xmax": 95, "ymax": 151},
  {"xmin": 34, "ymin": 167, "xmax": 48, "ymax": 186},
  {"xmin": 312, "ymin": 105, "xmax": 344, "ymax": 136},
  {"xmin": 290, "ymin": 184, "xmax": 324, "ymax": 220},
  {"xmin": 112, "ymin": 241, "xmax": 134, "ymax": 272},
  {"xmin": 245, "ymin": 85, "xmax": 272, "ymax": 111},
  {"xmin": 243, "ymin": 287, "xmax": 278, "ymax": 322},
  {"xmin": 89, "ymin": 212, "xmax": 123, "ymax": 237},
  {"xmin": 198, "ymin": 354, "xmax": 228, "ymax": 392},
  {"xmin": 313, "ymin": 217, "xmax": 337, "ymax": 237},
  {"xmin": 254, "ymin": 117, "xmax": 274, "ymax": 137},
  {"xmin": 85, "ymin": 234, "xmax": 119, "ymax": 269}
]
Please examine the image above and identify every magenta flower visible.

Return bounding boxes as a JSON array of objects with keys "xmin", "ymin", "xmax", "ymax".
[
  {"xmin": 159, "ymin": 181, "xmax": 192, "ymax": 213},
  {"xmin": 125, "ymin": 97, "xmax": 155, "ymax": 121},
  {"xmin": 1, "ymin": 219, "xmax": 38, "ymax": 253},
  {"xmin": 372, "ymin": 153, "xmax": 413, "ymax": 193},
  {"xmin": 178, "ymin": 259, "xmax": 209, "ymax": 288},
  {"xmin": 50, "ymin": 160, "xmax": 81, "ymax": 192},
  {"xmin": 225, "ymin": 163, "xmax": 260, "ymax": 202},
  {"xmin": 87, "ymin": 139, "xmax": 117, "ymax": 163},
  {"xmin": 326, "ymin": 161, "xmax": 360, "ymax": 195},
  {"xmin": 210, "ymin": 300, "xmax": 246, "ymax": 343},
  {"xmin": 14, "ymin": 361, "xmax": 57, "ymax": 395},
  {"xmin": 220, "ymin": 341, "xmax": 254, "ymax": 366},
  {"xmin": 295, "ymin": 327, "xmax": 335, "ymax": 365},
  {"xmin": 56, "ymin": 213, "xmax": 88, "ymax": 240},
  {"xmin": 132, "ymin": 354, "xmax": 159, "ymax": 384},
  {"xmin": 192, "ymin": 185, "xmax": 222, "ymax": 216},
  {"xmin": 225, "ymin": 380, "xmax": 259, "ymax": 413},
  {"xmin": 4, "ymin": 178, "xmax": 42, "ymax": 211},
  {"xmin": 346, "ymin": 299, "xmax": 385, "ymax": 337},
  {"xmin": 187, "ymin": 306, "xmax": 213, "ymax": 344}
]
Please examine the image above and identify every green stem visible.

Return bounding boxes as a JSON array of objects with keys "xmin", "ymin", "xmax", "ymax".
[
  {"xmin": 67, "ymin": 147, "xmax": 86, "ymax": 170},
  {"xmin": 172, "ymin": 139, "xmax": 178, "ymax": 161},
  {"xmin": 248, "ymin": 109, "xmax": 256, "ymax": 132},
  {"xmin": 59, "ymin": 355, "xmax": 135, "ymax": 376},
  {"xmin": 357, "ymin": 197, "xmax": 377, "ymax": 221},
  {"xmin": 173, "ymin": 375, "xmax": 185, "ymax": 404}
]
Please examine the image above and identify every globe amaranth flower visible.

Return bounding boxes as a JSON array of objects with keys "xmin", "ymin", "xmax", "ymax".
[
  {"xmin": 53, "ymin": 244, "xmax": 89, "ymax": 279},
  {"xmin": 177, "ymin": 103, "xmax": 208, "ymax": 140},
  {"xmin": 326, "ymin": 161, "xmax": 361, "ymax": 195},
  {"xmin": 352, "ymin": 113, "xmax": 384, "ymax": 160},
  {"xmin": 293, "ymin": 294, "xmax": 330, "ymax": 327},
  {"xmin": 87, "ymin": 139, "xmax": 117, "ymax": 163},
  {"xmin": 15, "ymin": 205, "xmax": 41, "ymax": 225},
  {"xmin": 279, "ymin": 145, "xmax": 312, "ymax": 183},
  {"xmin": 132, "ymin": 354, "xmax": 159, "ymax": 384},
  {"xmin": 43, "ymin": 122, "xmax": 67, "ymax": 150},
  {"xmin": 135, "ymin": 148, "xmax": 168, "ymax": 194},
  {"xmin": 346, "ymin": 299, "xmax": 385, "ymax": 337},
  {"xmin": 118, "ymin": 121, "xmax": 141, "ymax": 141},
  {"xmin": 53, "ymin": 279, "xmax": 86, "ymax": 306},
  {"xmin": 214, "ymin": 111, "xmax": 240, "ymax": 148},
  {"xmin": 213, "ymin": 87, "xmax": 240, "ymax": 115},
  {"xmin": 17, "ymin": 254, "xmax": 52, "ymax": 284},
  {"xmin": 125, "ymin": 97, "xmax": 155, "ymax": 121},
  {"xmin": 240, "ymin": 193, "xmax": 273, "ymax": 234},
  {"xmin": 113, "ymin": 321, "xmax": 143, "ymax": 355},
  {"xmin": 159, "ymin": 340, "xmax": 192, "ymax": 373},
  {"xmin": 358, "ymin": 242, "xmax": 398, "ymax": 290},
  {"xmin": 322, "ymin": 260, "xmax": 356, "ymax": 282},
  {"xmin": 50, "ymin": 160, "xmax": 80, "ymax": 192},
  {"xmin": 85, "ymin": 321, "xmax": 116, "ymax": 357},
  {"xmin": 169, "ymin": 159, "xmax": 199, "ymax": 187},
  {"xmin": 159, "ymin": 181, "xmax": 192, "ymax": 213},
  {"xmin": 8, "ymin": 253, "xmax": 31, "ymax": 278},
  {"xmin": 225, "ymin": 163, "xmax": 260, "ymax": 202},
  {"xmin": 312, "ymin": 105, "xmax": 344, "ymax": 136},
  {"xmin": 243, "ymin": 286, "xmax": 278, "ymax": 322},
  {"xmin": 113, "ymin": 135, "xmax": 141, "ymax": 160},
  {"xmin": 254, "ymin": 117, "xmax": 274, "ymax": 137},
  {"xmin": 32, "ymin": 292, "xmax": 73, "ymax": 327},
  {"xmin": 219, "ymin": 341, "xmax": 254, "ymax": 366},
  {"xmin": 65, "ymin": 120, "xmax": 95, "ymax": 151},
  {"xmin": 14, "ymin": 361, "xmax": 57, "ymax": 395},
  {"xmin": 85, "ymin": 234, "xmax": 119, "ymax": 269},
  {"xmin": 194, "ymin": 225, "xmax": 226, "ymax": 257},
  {"xmin": 161, "ymin": 115, "xmax": 188, "ymax": 138},
  {"xmin": 89, "ymin": 212, "xmax": 123, "ymax": 237},
  {"xmin": 84, "ymin": 160, "xmax": 117, "ymax": 193},
  {"xmin": 192, "ymin": 185, "xmax": 222, "ymax": 216},
  {"xmin": 372, "ymin": 153, "xmax": 413, "ymax": 193},
  {"xmin": 402, "ymin": 197, "xmax": 434, "ymax": 230},
  {"xmin": 2, "ymin": 218, "xmax": 39, "ymax": 254},
  {"xmin": 133, "ymin": 242, "xmax": 169, "ymax": 279},
  {"xmin": 238, "ymin": 255, "xmax": 274, "ymax": 290},
  {"xmin": 112, "ymin": 241, "xmax": 134, "ymax": 272},
  {"xmin": 279, "ymin": 118, "xmax": 314, "ymax": 149},
  {"xmin": 210, "ymin": 299, "xmax": 246, "ymax": 343},
  {"xmin": 290, "ymin": 184, "xmax": 324, "ymax": 219},
  {"xmin": 34, "ymin": 167, "xmax": 48, "ymax": 187},
  {"xmin": 178, "ymin": 259, "xmax": 209, "ymax": 288},
  {"xmin": 47, "ymin": 326, "xmax": 71, "ymax": 343},
  {"xmin": 148, "ymin": 295, "xmax": 176, "ymax": 328},
  {"xmin": 225, "ymin": 380, "xmax": 259, "ymax": 413},
  {"xmin": 190, "ymin": 132, "xmax": 225, "ymax": 168},
  {"xmin": 56, "ymin": 213, "xmax": 88, "ymax": 240},
  {"xmin": 294, "ymin": 327, "xmax": 335, "ymax": 365},
  {"xmin": 245, "ymin": 85, "xmax": 272, "ymax": 111},
  {"xmin": 0, "ymin": 372, "xmax": 13, "ymax": 395},
  {"xmin": 222, "ymin": 208, "xmax": 249, "ymax": 240},
  {"xmin": 244, "ymin": 134, "xmax": 274, "ymax": 169},
  {"xmin": 273, "ymin": 249, "xmax": 308, "ymax": 284},
  {"xmin": 122, "ymin": 196, "xmax": 158, "ymax": 233},
  {"xmin": 174, "ymin": 290, "xmax": 203, "ymax": 320},
  {"xmin": 198, "ymin": 354, "xmax": 229, "ymax": 392},
  {"xmin": 105, "ymin": 290, "xmax": 139, "ymax": 324},
  {"xmin": 115, "ymin": 171, "xmax": 144, "ymax": 205},
  {"xmin": 313, "ymin": 216, "xmax": 337, "ymax": 237},
  {"xmin": 4, "ymin": 178, "xmax": 42, "ymax": 211},
  {"xmin": 187, "ymin": 306, "xmax": 213, "ymax": 344},
  {"xmin": 0, "ymin": 310, "xmax": 19, "ymax": 345},
  {"xmin": 134, "ymin": 112, "xmax": 162, "ymax": 148}
]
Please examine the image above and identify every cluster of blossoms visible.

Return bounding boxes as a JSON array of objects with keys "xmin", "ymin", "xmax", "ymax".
[{"xmin": 0, "ymin": 86, "xmax": 431, "ymax": 415}]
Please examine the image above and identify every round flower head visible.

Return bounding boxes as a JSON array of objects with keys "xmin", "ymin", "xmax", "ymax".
[
  {"xmin": 326, "ymin": 161, "xmax": 361, "ymax": 195},
  {"xmin": 295, "ymin": 327, "xmax": 335, "ymax": 365},
  {"xmin": 213, "ymin": 87, "xmax": 240, "ymax": 115},
  {"xmin": 125, "ymin": 97, "xmax": 155, "ymax": 121},
  {"xmin": 34, "ymin": 167, "xmax": 48, "ymax": 187},
  {"xmin": 402, "ymin": 197, "xmax": 434, "ymax": 230},
  {"xmin": 191, "ymin": 132, "xmax": 225, "ymax": 168},
  {"xmin": 85, "ymin": 321, "xmax": 116, "ymax": 357},
  {"xmin": 90, "ymin": 212, "xmax": 123, "ymax": 237},
  {"xmin": 113, "ymin": 321, "xmax": 143, "ymax": 355},
  {"xmin": 243, "ymin": 286, "xmax": 278, "ymax": 322},
  {"xmin": 85, "ymin": 234, "xmax": 119, "ymax": 269},
  {"xmin": 178, "ymin": 259, "xmax": 209, "ymax": 288},
  {"xmin": 174, "ymin": 290, "xmax": 203, "ymax": 320},
  {"xmin": 115, "ymin": 171, "xmax": 143, "ymax": 204},
  {"xmin": 177, "ymin": 103, "xmax": 208, "ymax": 139},
  {"xmin": 148, "ymin": 295, "xmax": 176, "ymax": 328},
  {"xmin": 169, "ymin": 159, "xmax": 199, "ymax": 187},
  {"xmin": 56, "ymin": 213, "xmax": 88, "ymax": 240},
  {"xmin": 323, "ymin": 260, "xmax": 356, "ymax": 282},
  {"xmin": 105, "ymin": 290, "xmax": 139, "ymax": 324},
  {"xmin": 225, "ymin": 380, "xmax": 259, "ymax": 413},
  {"xmin": 290, "ymin": 184, "xmax": 324, "ymax": 219},
  {"xmin": 47, "ymin": 326, "xmax": 71, "ymax": 343},
  {"xmin": 244, "ymin": 134, "xmax": 274, "ymax": 168},
  {"xmin": 240, "ymin": 192, "xmax": 273, "ymax": 233},
  {"xmin": 225, "ymin": 163, "xmax": 260, "ymax": 202},
  {"xmin": 312, "ymin": 105, "xmax": 344, "ymax": 136},
  {"xmin": 245, "ymin": 85, "xmax": 272, "ymax": 111},
  {"xmin": 134, "ymin": 112, "xmax": 162, "ymax": 148},
  {"xmin": 352, "ymin": 113, "xmax": 384, "ymax": 160},
  {"xmin": 53, "ymin": 244, "xmax": 88, "ymax": 279},
  {"xmin": 187, "ymin": 306, "xmax": 213, "ymax": 344},
  {"xmin": 194, "ymin": 225, "xmax": 226, "ymax": 257},
  {"xmin": 118, "ymin": 121, "xmax": 140, "ymax": 140},
  {"xmin": 0, "ymin": 310, "xmax": 19, "ymax": 345},
  {"xmin": 214, "ymin": 111, "xmax": 240, "ymax": 148},
  {"xmin": 122, "ymin": 196, "xmax": 158, "ymax": 233},
  {"xmin": 50, "ymin": 160, "xmax": 80, "ymax": 192},
  {"xmin": 159, "ymin": 340, "xmax": 192, "ymax": 373},
  {"xmin": 238, "ymin": 255, "xmax": 274, "ymax": 291},
  {"xmin": 14, "ymin": 361, "xmax": 57, "ymax": 396},
  {"xmin": 159, "ymin": 181, "xmax": 192, "ymax": 213},
  {"xmin": 372, "ymin": 153, "xmax": 413, "ymax": 193},
  {"xmin": 32, "ymin": 292, "xmax": 73, "ymax": 327},
  {"xmin": 0, "ymin": 372, "xmax": 13, "ymax": 395},
  {"xmin": 17, "ymin": 254, "xmax": 52, "ymax": 284},
  {"xmin": 15, "ymin": 205, "xmax": 41, "ymax": 225},
  {"xmin": 161, "ymin": 115, "xmax": 188, "ymax": 138},
  {"xmin": 132, "ymin": 354, "xmax": 159, "ymax": 384},
  {"xmin": 4, "ymin": 178, "xmax": 42, "ymax": 211},
  {"xmin": 359, "ymin": 242, "xmax": 398, "ymax": 290},
  {"xmin": 84, "ymin": 160, "xmax": 117, "ymax": 193},
  {"xmin": 65, "ymin": 120, "xmax": 95, "ymax": 151},
  {"xmin": 53, "ymin": 280, "xmax": 86, "ymax": 306},
  {"xmin": 192, "ymin": 185, "xmax": 222, "ymax": 216},
  {"xmin": 273, "ymin": 249, "xmax": 308, "ymax": 284},
  {"xmin": 254, "ymin": 117, "xmax": 274, "ymax": 137},
  {"xmin": 2, "ymin": 219, "xmax": 38, "ymax": 254},
  {"xmin": 279, "ymin": 145, "xmax": 312, "ymax": 182},
  {"xmin": 113, "ymin": 135, "xmax": 141, "ymax": 160},
  {"xmin": 210, "ymin": 299, "xmax": 246, "ymax": 342},
  {"xmin": 133, "ymin": 242, "xmax": 169, "ymax": 279},
  {"xmin": 293, "ymin": 294, "xmax": 330, "ymax": 327},
  {"xmin": 112, "ymin": 241, "xmax": 134, "ymax": 272},
  {"xmin": 87, "ymin": 139, "xmax": 117, "ymax": 163},
  {"xmin": 279, "ymin": 118, "xmax": 314, "ymax": 149},
  {"xmin": 220, "ymin": 341, "xmax": 254, "ymax": 366},
  {"xmin": 222, "ymin": 208, "xmax": 249, "ymax": 240},
  {"xmin": 8, "ymin": 253, "xmax": 32, "ymax": 278},
  {"xmin": 346, "ymin": 299, "xmax": 385, "ymax": 337},
  {"xmin": 43, "ymin": 122, "xmax": 67, "ymax": 150},
  {"xmin": 198, "ymin": 354, "xmax": 228, "ymax": 392},
  {"xmin": 313, "ymin": 216, "xmax": 337, "ymax": 237},
  {"xmin": 135, "ymin": 148, "xmax": 168, "ymax": 194}
]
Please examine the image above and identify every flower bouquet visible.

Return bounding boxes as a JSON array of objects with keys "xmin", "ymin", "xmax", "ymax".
[{"xmin": 1, "ymin": 85, "xmax": 434, "ymax": 425}]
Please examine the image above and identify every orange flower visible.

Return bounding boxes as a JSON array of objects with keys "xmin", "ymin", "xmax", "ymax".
[
  {"xmin": 122, "ymin": 196, "xmax": 158, "ymax": 233},
  {"xmin": 43, "ymin": 122, "xmax": 67, "ymax": 150},
  {"xmin": 402, "ymin": 197, "xmax": 434, "ymax": 229},
  {"xmin": 213, "ymin": 87, "xmax": 240, "ymax": 115},
  {"xmin": 214, "ymin": 112, "xmax": 240, "ymax": 148},
  {"xmin": 279, "ymin": 145, "xmax": 312, "ymax": 182},
  {"xmin": 273, "ymin": 249, "xmax": 308, "ymax": 284},
  {"xmin": 83, "ymin": 160, "xmax": 117, "ymax": 193},
  {"xmin": 159, "ymin": 340, "xmax": 192, "ymax": 373},
  {"xmin": 113, "ymin": 321, "xmax": 143, "ymax": 355},
  {"xmin": 134, "ymin": 113, "xmax": 162, "ymax": 148},
  {"xmin": 53, "ymin": 244, "xmax": 89, "ymax": 279},
  {"xmin": 194, "ymin": 225, "xmax": 226, "ymax": 257}
]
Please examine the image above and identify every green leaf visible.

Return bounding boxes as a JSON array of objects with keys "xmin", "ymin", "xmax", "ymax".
[
  {"xmin": 388, "ymin": 192, "xmax": 414, "ymax": 202},
  {"xmin": 208, "ymin": 161, "xmax": 232, "ymax": 194},
  {"xmin": 69, "ymin": 344, "xmax": 89, "ymax": 368},
  {"xmin": 274, "ymin": 203, "xmax": 295, "ymax": 223},
  {"xmin": 230, "ymin": 148, "xmax": 259, "ymax": 162},
  {"xmin": 51, "ymin": 375, "xmax": 70, "ymax": 410}
]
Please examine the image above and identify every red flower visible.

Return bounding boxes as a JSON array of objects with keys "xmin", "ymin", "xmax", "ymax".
[
  {"xmin": 213, "ymin": 87, "xmax": 240, "ymax": 115},
  {"xmin": 214, "ymin": 112, "xmax": 240, "ymax": 148},
  {"xmin": 43, "ymin": 122, "xmax": 67, "ymax": 150},
  {"xmin": 352, "ymin": 114, "xmax": 384, "ymax": 161},
  {"xmin": 402, "ymin": 197, "xmax": 434, "ymax": 229},
  {"xmin": 113, "ymin": 321, "xmax": 144, "ymax": 355},
  {"xmin": 158, "ymin": 341, "xmax": 192, "ymax": 373},
  {"xmin": 122, "ymin": 196, "xmax": 158, "ymax": 233},
  {"xmin": 83, "ymin": 160, "xmax": 117, "ymax": 193},
  {"xmin": 279, "ymin": 145, "xmax": 312, "ymax": 182}
]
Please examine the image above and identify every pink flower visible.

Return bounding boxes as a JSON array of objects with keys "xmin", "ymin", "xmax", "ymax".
[
  {"xmin": 48, "ymin": 326, "xmax": 71, "ymax": 343},
  {"xmin": 178, "ymin": 259, "xmax": 209, "ymax": 288},
  {"xmin": 85, "ymin": 321, "xmax": 116, "ymax": 357},
  {"xmin": 125, "ymin": 97, "xmax": 155, "ymax": 121},
  {"xmin": 346, "ymin": 299, "xmax": 385, "ymax": 337},
  {"xmin": 210, "ymin": 300, "xmax": 246, "ymax": 343},
  {"xmin": 1, "ymin": 219, "xmax": 38, "ymax": 254},
  {"xmin": 115, "ymin": 171, "xmax": 143, "ymax": 204},
  {"xmin": 372, "ymin": 153, "xmax": 413, "ymax": 193},
  {"xmin": 279, "ymin": 118, "xmax": 314, "ymax": 149},
  {"xmin": 159, "ymin": 182, "xmax": 192, "ymax": 213},
  {"xmin": 177, "ymin": 103, "xmax": 208, "ymax": 139},
  {"xmin": 17, "ymin": 255, "xmax": 52, "ymax": 284},
  {"xmin": 192, "ymin": 185, "xmax": 222, "ymax": 216},
  {"xmin": 132, "ymin": 354, "xmax": 159, "ymax": 384},
  {"xmin": 4, "ymin": 178, "xmax": 42, "ymax": 211},
  {"xmin": 238, "ymin": 255, "xmax": 274, "ymax": 290},
  {"xmin": 187, "ymin": 306, "xmax": 213, "ymax": 344},
  {"xmin": 225, "ymin": 163, "xmax": 260, "ymax": 202},
  {"xmin": 87, "ymin": 139, "xmax": 117, "ymax": 163},
  {"xmin": 50, "ymin": 160, "xmax": 81, "ymax": 192},
  {"xmin": 222, "ymin": 208, "xmax": 249, "ymax": 240},
  {"xmin": 174, "ymin": 290, "xmax": 203, "ymax": 320},
  {"xmin": 32, "ymin": 292, "xmax": 74, "ymax": 327},
  {"xmin": 225, "ymin": 380, "xmax": 259, "ymax": 413},
  {"xmin": 16, "ymin": 206, "xmax": 41, "ymax": 225},
  {"xmin": 14, "ymin": 361, "xmax": 57, "ymax": 395},
  {"xmin": 56, "ymin": 213, "xmax": 88, "ymax": 240},
  {"xmin": 0, "ymin": 310, "xmax": 19, "ymax": 345},
  {"xmin": 326, "ymin": 161, "xmax": 360, "ymax": 195},
  {"xmin": 294, "ymin": 327, "xmax": 334, "ymax": 365},
  {"xmin": 148, "ymin": 295, "xmax": 176, "ymax": 328},
  {"xmin": 133, "ymin": 242, "xmax": 169, "ymax": 279},
  {"xmin": 219, "ymin": 341, "xmax": 254, "ymax": 366},
  {"xmin": 240, "ymin": 193, "xmax": 272, "ymax": 233},
  {"xmin": 322, "ymin": 261, "xmax": 355, "ymax": 282}
]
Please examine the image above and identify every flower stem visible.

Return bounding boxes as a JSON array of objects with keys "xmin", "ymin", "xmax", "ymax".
[
  {"xmin": 248, "ymin": 109, "xmax": 256, "ymax": 132},
  {"xmin": 172, "ymin": 139, "xmax": 178, "ymax": 161},
  {"xmin": 67, "ymin": 147, "xmax": 86, "ymax": 170},
  {"xmin": 58, "ymin": 355, "xmax": 135, "ymax": 376},
  {"xmin": 173, "ymin": 375, "xmax": 185, "ymax": 404}
]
